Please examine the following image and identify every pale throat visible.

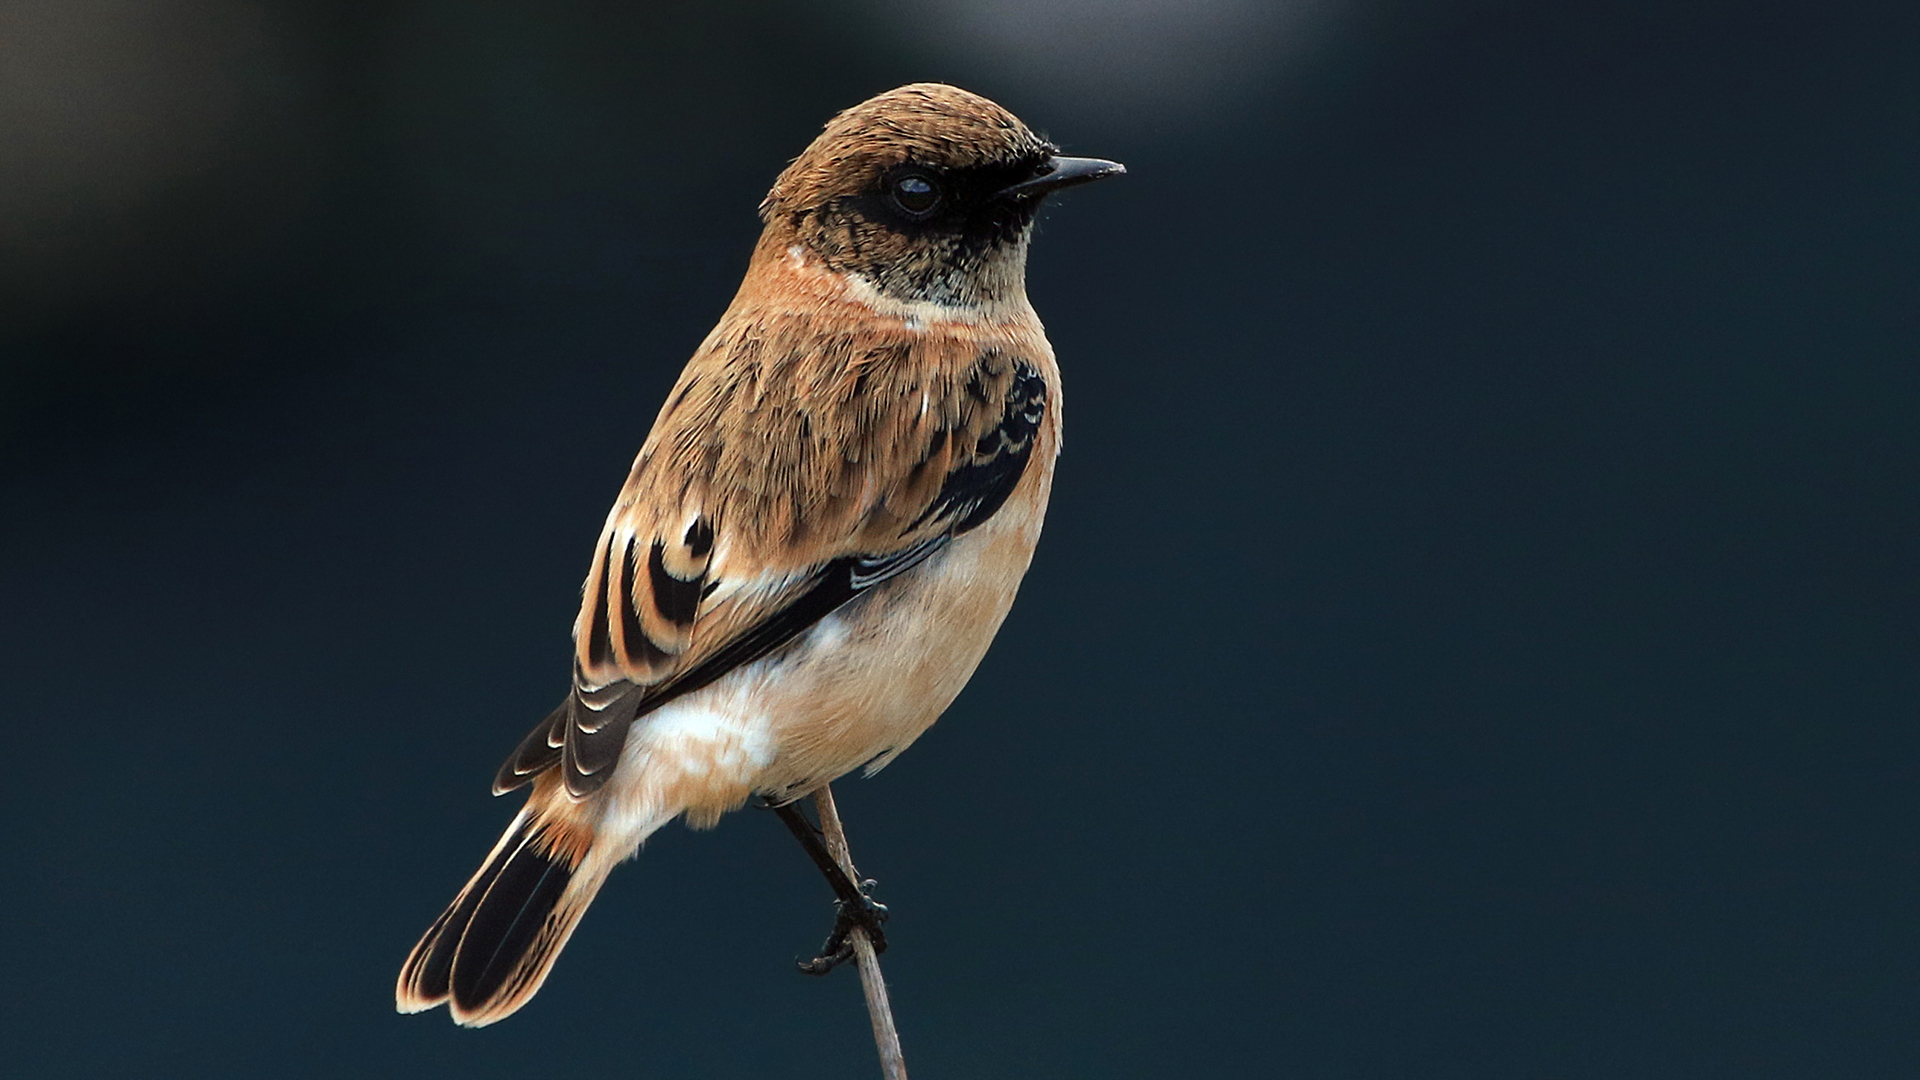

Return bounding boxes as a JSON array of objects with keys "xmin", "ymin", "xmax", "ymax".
[{"xmin": 779, "ymin": 240, "xmax": 1038, "ymax": 330}]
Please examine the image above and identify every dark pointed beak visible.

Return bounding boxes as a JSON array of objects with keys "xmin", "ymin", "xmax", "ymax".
[{"xmin": 999, "ymin": 156, "xmax": 1127, "ymax": 199}]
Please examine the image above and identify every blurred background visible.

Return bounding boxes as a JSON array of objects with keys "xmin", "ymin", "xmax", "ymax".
[{"xmin": 3, "ymin": 0, "xmax": 1916, "ymax": 1076}]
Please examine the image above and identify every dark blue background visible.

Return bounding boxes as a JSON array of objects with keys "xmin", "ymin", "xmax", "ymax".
[{"xmin": 3, "ymin": 1, "xmax": 1915, "ymax": 1075}]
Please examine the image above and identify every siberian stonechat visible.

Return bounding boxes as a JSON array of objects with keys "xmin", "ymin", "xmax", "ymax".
[{"xmin": 396, "ymin": 82, "xmax": 1122, "ymax": 1026}]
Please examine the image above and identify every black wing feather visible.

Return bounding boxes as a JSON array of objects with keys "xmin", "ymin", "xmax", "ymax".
[
  {"xmin": 492, "ymin": 353, "xmax": 1045, "ymax": 798},
  {"xmin": 494, "ymin": 538, "xmax": 948, "ymax": 796},
  {"xmin": 910, "ymin": 359, "xmax": 1046, "ymax": 534}
]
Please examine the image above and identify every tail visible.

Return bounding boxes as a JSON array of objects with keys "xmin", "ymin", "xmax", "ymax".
[{"xmin": 396, "ymin": 787, "xmax": 628, "ymax": 1026}]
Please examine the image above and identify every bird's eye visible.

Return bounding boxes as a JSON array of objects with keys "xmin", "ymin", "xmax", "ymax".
[{"xmin": 889, "ymin": 174, "xmax": 942, "ymax": 217}]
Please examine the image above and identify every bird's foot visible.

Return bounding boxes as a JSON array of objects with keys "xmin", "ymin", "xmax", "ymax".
[
  {"xmin": 798, "ymin": 879, "xmax": 888, "ymax": 976},
  {"xmin": 761, "ymin": 794, "xmax": 891, "ymax": 976}
]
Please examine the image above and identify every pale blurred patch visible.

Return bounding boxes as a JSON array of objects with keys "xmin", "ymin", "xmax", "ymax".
[
  {"xmin": 873, "ymin": 0, "xmax": 1362, "ymax": 131},
  {"xmin": 0, "ymin": 0, "xmax": 318, "ymax": 317}
]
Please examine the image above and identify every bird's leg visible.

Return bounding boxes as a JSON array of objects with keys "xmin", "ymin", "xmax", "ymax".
[{"xmin": 765, "ymin": 796, "xmax": 889, "ymax": 975}]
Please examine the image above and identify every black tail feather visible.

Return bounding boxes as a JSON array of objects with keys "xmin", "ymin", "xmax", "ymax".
[
  {"xmin": 398, "ymin": 813, "xmax": 581, "ymax": 1022},
  {"xmin": 449, "ymin": 837, "xmax": 574, "ymax": 1013},
  {"xmin": 401, "ymin": 819, "xmax": 527, "ymax": 1005}
]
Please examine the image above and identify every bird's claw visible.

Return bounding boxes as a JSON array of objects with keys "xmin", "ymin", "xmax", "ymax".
[{"xmin": 796, "ymin": 882, "xmax": 889, "ymax": 976}]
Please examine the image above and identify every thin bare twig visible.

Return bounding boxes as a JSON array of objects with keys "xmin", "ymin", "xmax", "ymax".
[{"xmin": 813, "ymin": 785, "xmax": 908, "ymax": 1080}]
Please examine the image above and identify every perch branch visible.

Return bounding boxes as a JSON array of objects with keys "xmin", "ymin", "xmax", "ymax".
[{"xmin": 813, "ymin": 784, "xmax": 908, "ymax": 1080}]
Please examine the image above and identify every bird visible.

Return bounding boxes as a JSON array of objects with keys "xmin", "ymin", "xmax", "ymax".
[{"xmin": 395, "ymin": 82, "xmax": 1124, "ymax": 1027}]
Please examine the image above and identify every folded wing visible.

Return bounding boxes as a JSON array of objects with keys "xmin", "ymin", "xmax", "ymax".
[{"xmin": 495, "ymin": 329, "xmax": 1050, "ymax": 799}]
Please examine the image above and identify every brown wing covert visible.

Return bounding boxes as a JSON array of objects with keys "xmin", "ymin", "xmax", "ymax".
[{"xmin": 493, "ymin": 334, "xmax": 1051, "ymax": 801}]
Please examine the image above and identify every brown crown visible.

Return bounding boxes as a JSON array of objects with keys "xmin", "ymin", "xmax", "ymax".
[{"xmin": 760, "ymin": 83, "xmax": 1053, "ymax": 220}]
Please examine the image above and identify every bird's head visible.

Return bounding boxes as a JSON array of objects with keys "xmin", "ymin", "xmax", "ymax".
[{"xmin": 759, "ymin": 83, "xmax": 1123, "ymax": 309}]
